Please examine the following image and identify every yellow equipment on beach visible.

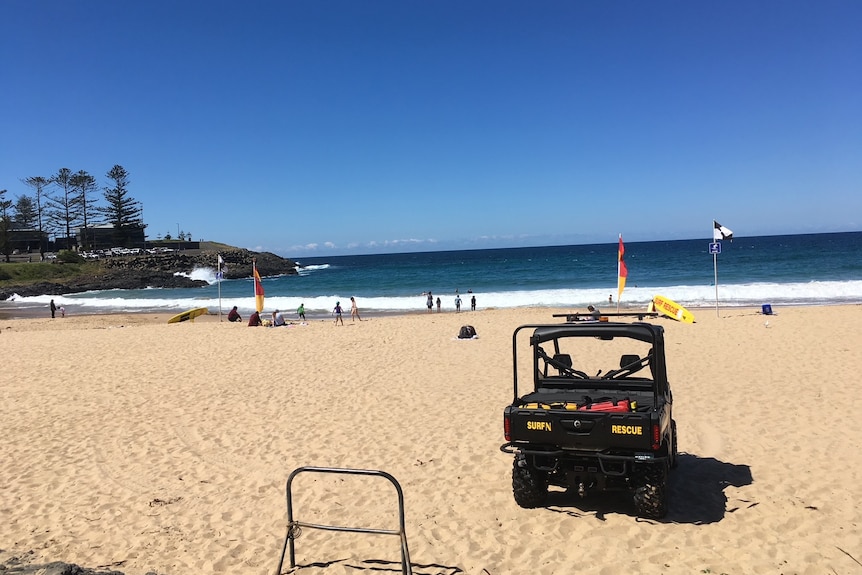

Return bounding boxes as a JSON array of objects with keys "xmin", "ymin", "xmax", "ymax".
[
  {"xmin": 651, "ymin": 295, "xmax": 695, "ymax": 323},
  {"xmin": 167, "ymin": 307, "xmax": 209, "ymax": 324}
]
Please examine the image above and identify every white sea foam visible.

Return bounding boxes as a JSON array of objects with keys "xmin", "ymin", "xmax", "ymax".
[
  {"xmin": 296, "ymin": 264, "xmax": 329, "ymax": 275},
  {"xmin": 9, "ymin": 280, "xmax": 862, "ymax": 316},
  {"xmin": 174, "ymin": 267, "xmax": 219, "ymax": 285}
]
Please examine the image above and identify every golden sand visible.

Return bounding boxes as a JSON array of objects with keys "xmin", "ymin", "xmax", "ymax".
[{"xmin": 1, "ymin": 305, "xmax": 861, "ymax": 574}]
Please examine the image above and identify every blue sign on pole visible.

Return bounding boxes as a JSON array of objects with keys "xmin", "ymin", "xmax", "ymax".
[{"xmin": 709, "ymin": 242, "xmax": 721, "ymax": 255}]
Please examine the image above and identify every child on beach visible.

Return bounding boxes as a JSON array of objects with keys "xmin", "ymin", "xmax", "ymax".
[
  {"xmin": 350, "ymin": 297, "xmax": 361, "ymax": 321},
  {"xmin": 297, "ymin": 303, "xmax": 306, "ymax": 321},
  {"xmin": 333, "ymin": 301, "xmax": 344, "ymax": 325}
]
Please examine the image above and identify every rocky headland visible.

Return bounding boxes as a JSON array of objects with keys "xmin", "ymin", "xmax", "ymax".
[{"xmin": 0, "ymin": 247, "xmax": 297, "ymax": 300}]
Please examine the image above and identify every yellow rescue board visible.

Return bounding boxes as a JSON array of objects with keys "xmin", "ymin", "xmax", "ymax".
[
  {"xmin": 651, "ymin": 295, "xmax": 695, "ymax": 323},
  {"xmin": 167, "ymin": 307, "xmax": 209, "ymax": 324}
]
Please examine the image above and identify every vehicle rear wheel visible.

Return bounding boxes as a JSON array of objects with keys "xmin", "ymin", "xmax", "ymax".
[
  {"xmin": 512, "ymin": 458, "xmax": 548, "ymax": 508},
  {"xmin": 632, "ymin": 463, "xmax": 668, "ymax": 519}
]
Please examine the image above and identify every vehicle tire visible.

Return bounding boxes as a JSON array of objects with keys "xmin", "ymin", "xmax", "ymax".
[
  {"xmin": 632, "ymin": 463, "xmax": 668, "ymax": 519},
  {"xmin": 512, "ymin": 458, "xmax": 548, "ymax": 508},
  {"xmin": 670, "ymin": 419, "xmax": 679, "ymax": 469}
]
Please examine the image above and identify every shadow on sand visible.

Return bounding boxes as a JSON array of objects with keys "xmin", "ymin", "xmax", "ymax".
[{"xmin": 543, "ymin": 453, "xmax": 753, "ymax": 524}]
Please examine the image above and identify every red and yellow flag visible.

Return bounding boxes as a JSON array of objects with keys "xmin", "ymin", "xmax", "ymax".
[
  {"xmin": 617, "ymin": 234, "xmax": 628, "ymax": 303},
  {"xmin": 253, "ymin": 260, "xmax": 265, "ymax": 313}
]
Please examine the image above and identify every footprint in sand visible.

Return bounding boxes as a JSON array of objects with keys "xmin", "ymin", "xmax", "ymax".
[{"xmin": 691, "ymin": 421, "xmax": 724, "ymax": 458}]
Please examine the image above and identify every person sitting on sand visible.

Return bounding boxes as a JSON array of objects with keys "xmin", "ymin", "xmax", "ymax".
[
  {"xmin": 248, "ymin": 310, "xmax": 262, "ymax": 327},
  {"xmin": 587, "ymin": 305, "xmax": 601, "ymax": 320},
  {"xmin": 228, "ymin": 306, "xmax": 242, "ymax": 322},
  {"xmin": 272, "ymin": 309, "xmax": 286, "ymax": 326}
]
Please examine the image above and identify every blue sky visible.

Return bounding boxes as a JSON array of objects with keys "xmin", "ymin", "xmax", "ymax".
[{"xmin": 2, "ymin": 1, "xmax": 860, "ymax": 257}]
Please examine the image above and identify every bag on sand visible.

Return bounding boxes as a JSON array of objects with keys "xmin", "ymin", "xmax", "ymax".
[{"xmin": 458, "ymin": 325, "xmax": 477, "ymax": 339}]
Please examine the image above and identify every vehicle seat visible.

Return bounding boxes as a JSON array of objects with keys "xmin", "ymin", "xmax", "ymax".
[
  {"xmin": 618, "ymin": 354, "xmax": 647, "ymax": 377},
  {"xmin": 553, "ymin": 353, "xmax": 573, "ymax": 376}
]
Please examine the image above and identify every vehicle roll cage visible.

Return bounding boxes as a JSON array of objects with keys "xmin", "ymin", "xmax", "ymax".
[{"xmin": 511, "ymin": 322, "xmax": 668, "ymax": 406}]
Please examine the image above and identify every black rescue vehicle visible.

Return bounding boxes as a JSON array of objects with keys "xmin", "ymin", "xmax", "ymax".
[{"xmin": 501, "ymin": 321, "xmax": 677, "ymax": 518}]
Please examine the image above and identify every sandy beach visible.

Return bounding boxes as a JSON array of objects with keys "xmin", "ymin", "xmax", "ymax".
[{"xmin": 2, "ymin": 304, "xmax": 861, "ymax": 574}]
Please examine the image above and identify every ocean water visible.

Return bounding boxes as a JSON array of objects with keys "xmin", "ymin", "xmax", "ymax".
[{"xmin": 6, "ymin": 232, "xmax": 862, "ymax": 317}]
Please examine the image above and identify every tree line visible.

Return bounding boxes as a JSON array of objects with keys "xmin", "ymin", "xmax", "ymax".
[{"xmin": 0, "ymin": 164, "xmax": 141, "ymax": 260}]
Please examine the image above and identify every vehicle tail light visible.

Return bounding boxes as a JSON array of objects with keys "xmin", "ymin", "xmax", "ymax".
[
  {"xmin": 651, "ymin": 424, "xmax": 660, "ymax": 450},
  {"xmin": 504, "ymin": 415, "xmax": 511, "ymax": 441}
]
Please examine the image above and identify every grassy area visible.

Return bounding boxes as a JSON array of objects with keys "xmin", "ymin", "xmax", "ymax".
[
  {"xmin": 197, "ymin": 241, "xmax": 235, "ymax": 251},
  {"xmin": 0, "ymin": 261, "xmax": 103, "ymax": 286}
]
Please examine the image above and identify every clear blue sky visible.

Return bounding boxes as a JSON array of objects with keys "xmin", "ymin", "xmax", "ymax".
[{"xmin": 2, "ymin": 1, "xmax": 860, "ymax": 257}]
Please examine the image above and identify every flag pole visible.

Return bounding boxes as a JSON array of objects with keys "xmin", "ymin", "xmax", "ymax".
[
  {"xmin": 714, "ymin": 250, "xmax": 719, "ymax": 317},
  {"xmin": 712, "ymin": 221, "xmax": 720, "ymax": 317},
  {"xmin": 217, "ymin": 253, "xmax": 223, "ymax": 322}
]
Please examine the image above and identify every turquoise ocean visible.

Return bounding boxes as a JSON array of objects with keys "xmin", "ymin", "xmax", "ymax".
[{"xmin": 7, "ymin": 232, "xmax": 862, "ymax": 318}]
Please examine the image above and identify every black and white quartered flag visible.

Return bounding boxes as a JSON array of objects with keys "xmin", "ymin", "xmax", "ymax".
[{"xmin": 713, "ymin": 221, "xmax": 734, "ymax": 241}]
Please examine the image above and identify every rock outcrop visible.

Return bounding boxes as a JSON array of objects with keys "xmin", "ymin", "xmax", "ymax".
[{"xmin": 0, "ymin": 248, "xmax": 297, "ymax": 300}]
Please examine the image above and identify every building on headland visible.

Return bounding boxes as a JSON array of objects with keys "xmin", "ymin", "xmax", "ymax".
[
  {"xmin": 77, "ymin": 224, "xmax": 146, "ymax": 251},
  {"xmin": 3, "ymin": 224, "xmax": 146, "ymax": 254},
  {"xmin": 3, "ymin": 228, "xmax": 49, "ymax": 254}
]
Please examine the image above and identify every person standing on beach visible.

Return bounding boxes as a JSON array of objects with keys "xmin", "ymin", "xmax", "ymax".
[
  {"xmin": 426, "ymin": 292, "xmax": 434, "ymax": 312},
  {"xmin": 436, "ymin": 297, "xmax": 441, "ymax": 312},
  {"xmin": 50, "ymin": 299, "xmax": 56, "ymax": 319},
  {"xmin": 455, "ymin": 294, "xmax": 462, "ymax": 313},
  {"xmin": 471, "ymin": 295, "xmax": 476, "ymax": 311},
  {"xmin": 333, "ymin": 301, "xmax": 344, "ymax": 325},
  {"xmin": 297, "ymin": 303, "xmax": 306, "ymax": 321},
  {"xmin": 350, "ymin": 296, "xmax": 361, "ymax": 321}
]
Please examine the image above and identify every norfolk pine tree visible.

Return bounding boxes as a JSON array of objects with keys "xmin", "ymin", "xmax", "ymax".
[
  {"xmin": 21, "ymin": 176, "xmax": 51, "ymax": 257},
  {"xmin": 46, "ymin": 167, "xmax": 83, "ymax": 249},
  {"xmin": 71, "ymin": 170, "xmax": 99, "ymax": 250},
  {"xmin": 0, "ymin": 189, "xmax": 13, "ymax": 262},
  {"xmin": 98, "ymin": 165, "xmax": 142, "ymax": 247},
  {"xmin": 14, "ymin": 195, "xmax": 37, "ymax": 229}
]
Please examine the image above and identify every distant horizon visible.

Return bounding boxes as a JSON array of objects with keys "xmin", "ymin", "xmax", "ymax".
[{"xmin": 277, "ymin": 227, "xmax": 861, "ymax": 260}]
